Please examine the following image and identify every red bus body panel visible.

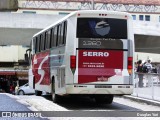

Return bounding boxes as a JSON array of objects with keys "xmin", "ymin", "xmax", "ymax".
[{"xmin": 78, "ymin": 50, "xmax": 123, "ymax": 84}]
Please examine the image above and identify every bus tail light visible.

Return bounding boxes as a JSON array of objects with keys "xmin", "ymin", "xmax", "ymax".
[
  {"xmin": 70, "ymin": 55, "xmax": 76, "ymax": 69},
  {"xmin": 128, "ymin": 57, "xmax": 133, "ymax": 74},
  {"xmin": 77, "ymin": 13, "xmax": 80, "ymax": 16},
  {"xmin": 125, "ymin": 15, "xmax": 128, "ymax": 19}
]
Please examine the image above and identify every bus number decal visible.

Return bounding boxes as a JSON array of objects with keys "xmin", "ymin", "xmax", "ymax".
[{"xmin": 83, "ymin": 40, "xmax": 101, "ymax": 46}]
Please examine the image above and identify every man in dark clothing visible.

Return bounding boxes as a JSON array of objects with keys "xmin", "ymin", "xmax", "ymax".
[{"xmin": 136, "ymin": 60, "xmax": 143, "ymax": 87}]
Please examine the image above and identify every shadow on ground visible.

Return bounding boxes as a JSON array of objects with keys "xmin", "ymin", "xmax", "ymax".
[{"xmin": 42, "ymin": 95, "xmax": 141, "ymax": 111}]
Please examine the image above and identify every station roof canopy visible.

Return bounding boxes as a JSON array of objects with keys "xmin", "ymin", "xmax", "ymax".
[
  {"xmin": 0, "ymin": 28, "xmax": 41, "ymax": 46},
  {"xmin": 0, "ymin": 71, "xmax": 15, "ymax": 75},
  {"xmin": 0, "ymin": 70, "xmax": 28, "ymax": 76},
  {"xmin": 135, "ymin": 34, "xmax": 160, "ymax": 54}
]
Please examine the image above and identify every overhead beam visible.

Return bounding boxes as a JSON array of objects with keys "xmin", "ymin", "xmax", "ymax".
[
  {"xmin": 0, "ymin": 28, "xmax": 41, "ymax": 46},
  {"xmin": 0, "ymin": 0, "xmax": 18, "ymax": 11},
  {"xmin": 135, "ymin": 34, "xmax": 160, "ymax": 54}
]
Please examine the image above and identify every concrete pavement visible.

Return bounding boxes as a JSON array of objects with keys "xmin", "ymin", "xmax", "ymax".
[{"xmin": 123, "ymin": 95, "xmax": 160, "ymax": 107}]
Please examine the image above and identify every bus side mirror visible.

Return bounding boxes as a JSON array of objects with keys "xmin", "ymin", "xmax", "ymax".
[
  {"xmin": 25, "ymin": 53, "xmax": 29, "ymax": 64},
  {"xmin": 25, "ymin": 48, "xmax": 31, "ymax": 65}
]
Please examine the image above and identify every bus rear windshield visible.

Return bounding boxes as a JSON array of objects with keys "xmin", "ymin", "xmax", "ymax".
[{"xmin": 77, "ymin": 18, "xmax": 127, "ymax": 39}]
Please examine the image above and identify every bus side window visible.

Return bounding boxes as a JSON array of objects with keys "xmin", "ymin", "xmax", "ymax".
[
  {"xmin": 44, "ymin": 32, "xmax": 47, "ymax": 50},
  {"xmin": 40, "ymin": 34, "xmax": 44, "ymax": 51},
  {"xmin": 33, "ymin": 38, "xmax": 36, "ymax": 53},
  {"xmin": 50, "ymin": 28, "xmax": 54, "ymax": 48},
  {"xmin": 35, "ymin": 37, "xmax": 38, "ymax": 53},
  {"xmin": 46, "ymin": 30, "xmax": 51, "ymax": 49},
  {"xmin": 55, "ymin": 26, "xmax": 58, "ymax": 47},
  {"xmin": 37, "ymin": 36, "xmax": 40, "ymax": 53},
  {"xmin": 57, "ymin": 24, "xmax": 61, "ymax": 46},
  {"xmin": 60, "ymin": 23, "xmax": 64, "ymax": 45},
  {"xmin": 49, "ymin": 28, "xmax": 54, "ymax": 48},
  {"xmin": 39, "ymin": 35, "xmax": 42, "ymax": 52},
  {"xmin": 51, "ymin": 27, "xmax": 57, "ymax": 48},
  {"xmin": 51, "ymin": 26, "xmax": 58, "ymax": 48},
  {"xmin": 63, "ymin": 21, "xmax": 67, "ymax": 45}
]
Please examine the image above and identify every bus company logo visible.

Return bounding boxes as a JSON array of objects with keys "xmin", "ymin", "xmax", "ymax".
[
  {"xmin": 32, "ymin": 53, "xmax": 49, "ymax": 84},
  {"xmin": 83, "ymin": 51, "xmax": 109, "ymax": 57},
  {"xmin": 95, "ymin": 21, "xmax": 110, "ymax": 36}
]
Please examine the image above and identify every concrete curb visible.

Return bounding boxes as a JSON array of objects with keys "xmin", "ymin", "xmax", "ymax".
[{"xmin": 122, "ymin": 95, "xmax": 160, "ymax": 107}]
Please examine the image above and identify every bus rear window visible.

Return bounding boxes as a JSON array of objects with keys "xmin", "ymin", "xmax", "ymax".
[{"xmin": 77, "ymin": 18, "xmax": 127, "ymax": 39}]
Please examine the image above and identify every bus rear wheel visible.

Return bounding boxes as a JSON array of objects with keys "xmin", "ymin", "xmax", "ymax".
[
  {"xmin": 52, "ymin": 78, "xmax": 60, "ymax": 103},
  {"xmin": 35, "ymin": 90, "xmax": 42, "ymax": 96},
  {"xmin": 95, "ymin": 95, "xmax": 113, "ymax": 104},
  {"xmin": 52, "ymin": 92, "xmax": 60, "ymax": 103}
]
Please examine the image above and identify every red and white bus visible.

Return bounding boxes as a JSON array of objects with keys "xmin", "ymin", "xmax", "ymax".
[{"xmin": 28, "ymin": 10, "xmax": 134, "ymax": 104}]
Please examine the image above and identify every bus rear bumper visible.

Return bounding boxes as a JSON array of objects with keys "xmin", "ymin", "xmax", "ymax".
[{"xmin": 66, "ymin": 84, "xmax": 133, "ymax": 95}]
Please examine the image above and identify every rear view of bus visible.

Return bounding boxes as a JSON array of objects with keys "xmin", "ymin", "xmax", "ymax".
[{"xmin": 68, "ymin": 11, "xmax": 134, "ymax": 104}]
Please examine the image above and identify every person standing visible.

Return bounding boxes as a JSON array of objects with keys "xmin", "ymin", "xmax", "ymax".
[
  {"xmin": 10, "ymin": 84, "xmax": 15, "ymax": 94},
  {"xmin": 157, "ymin": 64, "xmax": 160, "ymax": 81},
  {"xmin": 145, "ymin": 59, "xmax": 152, "ymax": 73},
  {"xmin": 136, "ymin": 60, "xmax": 143, "ymax": 87},
  {"xmin": 144, "ymin": 59, "xmax": 153, "ymax": 87},
  {"xmin": 15, "ymin": 84, "xmax": 19, "ymax": 95}
]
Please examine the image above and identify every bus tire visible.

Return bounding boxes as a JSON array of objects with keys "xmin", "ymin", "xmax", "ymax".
[
  {"xmin": 95, "ymin": 95, "xmax": 113, "ymax": 104},
  {"xmin": 52, "ymin": 77, "xmax": 60, "ymax": 103},
  {"xmin": 35, "ymin": 90, "xmax": 42, "ymax": 96},
  {"xmin": 52, "ymin": 93, "xmax": 60, "ymax": 103}
]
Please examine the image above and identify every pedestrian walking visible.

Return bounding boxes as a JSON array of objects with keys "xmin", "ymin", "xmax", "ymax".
[{"xmin": 136, "ymin": 60, "xmax": 143, "ymax": 87}]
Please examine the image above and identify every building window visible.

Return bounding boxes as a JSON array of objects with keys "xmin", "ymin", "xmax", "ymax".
[
  {"xmin": 132, "ymin": 15, "xmax": 136, "ymax": 20},
  {"xmin": 139, "ymin": 15, "xmax": 144, "ymax": 21},
  {"xmin": 23, "ymin": 11, "xmax": 36, "ymax": 14},
  {"xmin": 145, "ymin": 15, "xmax": 150, "ymax": 21}
]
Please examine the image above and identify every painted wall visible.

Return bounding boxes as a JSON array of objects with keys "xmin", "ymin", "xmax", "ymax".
[
  {"xmin": 18, "ymin": 0, "xmax": 160, "ymax": 13},
  {"xmin": 19, "ymin": 0, "xmax": 160, "ymax": 6},
  {"xmin": 0, "ymin": 12, "xmax": 64, "ymax": 29}
]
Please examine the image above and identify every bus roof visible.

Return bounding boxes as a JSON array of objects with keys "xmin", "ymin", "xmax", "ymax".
[
  {"xmin": 32, "ymin": 10, "xmax": 131, "ymax": 38},
  {"xmin": 33, "ymin": 11, "xmax": 77, "ymax": 38}
]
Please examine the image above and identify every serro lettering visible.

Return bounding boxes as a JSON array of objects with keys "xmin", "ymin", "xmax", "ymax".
[{"xmin": 83, "ymin": 52, "xmax": 109, "ymax": 57}]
